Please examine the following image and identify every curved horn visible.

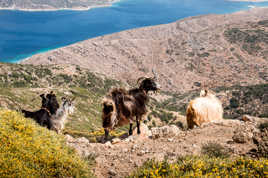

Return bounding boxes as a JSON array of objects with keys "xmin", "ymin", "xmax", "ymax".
[
  {"xmin": 152, "ymin": 69, "xmax": 158, "ymax": 80},
  {"xmin": 137, "ymin": 77, "xmax": 146, "ymax": 85},
  {"xmin": 71, "ymin": 97, "xmax": 76, "ymax": 102}
]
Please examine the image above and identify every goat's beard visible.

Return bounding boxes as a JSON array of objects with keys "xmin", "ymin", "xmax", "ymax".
[{"xmin": 150, "ymin": 89, "xmax": 159, "ymax": 94}]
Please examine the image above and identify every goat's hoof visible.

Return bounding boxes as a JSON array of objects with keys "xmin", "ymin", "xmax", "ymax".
[{"xmin": 102, "ymin": 138, "xmax": 108, "ymax": 144}]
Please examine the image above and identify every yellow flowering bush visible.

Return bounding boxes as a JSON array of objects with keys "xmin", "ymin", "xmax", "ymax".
[
  {"xmin": 0, "ymin": 109, "xmax": 92, "ymax": 177},
  {"xmin": 65, "ymin": 128, "xmax": 126, "ymax": 142},
  {"xmin": 129, "ymin": 155, "xmax": 268, "ymax": 177}
]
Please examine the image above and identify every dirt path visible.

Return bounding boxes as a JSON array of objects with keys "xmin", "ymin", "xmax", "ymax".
[{"xmin": 66, "ymin": 119, "xmax": 263, "ymax": 177}]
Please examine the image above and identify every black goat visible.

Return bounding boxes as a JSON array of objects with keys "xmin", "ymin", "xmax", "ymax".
[
  {"xmin": 102, "ymin": 74, "xmax": 160, "ymax": 140},
  {"xmin": 22, "ymin": 92, "xmax": 59, "ymax": 129}
]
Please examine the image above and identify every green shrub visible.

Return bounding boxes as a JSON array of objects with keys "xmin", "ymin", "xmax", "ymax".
[
  {"xmin": 152, "ymin": 120, "xmax": 156, "ymax": 127},
  {"xmin": 0, "ymin": 110, "xmax": 92, "ymax": 177},
  {"xmin": 258, "ymin": 20, "xmax": 268, "ymax": 26},
  {"xmin": 201, "ymin": 141, "xmax": 230, "ymax": 158},
  {"xmin": 230, "ymin": 98, "xmax": 239, "ymax": 108},
  {"xmin": 197, "ymin": 52, "xmax": 210, "ymax": 58},
  {"xmin": 259, "ymin": 122, "xmax": 268, "ymax": 131},
  {"xmin": 35, "ymin": 68, "xmax": 52, "ymax": 78}
]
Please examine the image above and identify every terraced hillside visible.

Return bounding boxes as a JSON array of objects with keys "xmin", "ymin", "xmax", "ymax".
[{"xmin": 23, "ymin": 8, "xmax": 268, "ymax": 93}]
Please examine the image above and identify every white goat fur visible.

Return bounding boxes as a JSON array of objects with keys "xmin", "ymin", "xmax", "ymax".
[
  {"xmin": 51, "ymin": 98, "xmax": 74, "ymax": 134},
  {"xmin": 186, "ymin": 89, "xmax": 223, "ymax": 129}
]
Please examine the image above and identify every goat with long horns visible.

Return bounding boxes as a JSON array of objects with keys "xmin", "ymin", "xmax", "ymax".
[{"xmin": 102, "ymin": 70, "xmax": 160, "ymax": 140}]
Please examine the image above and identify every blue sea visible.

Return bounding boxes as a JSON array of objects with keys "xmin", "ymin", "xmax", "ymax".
[{"xmin": 0, "ymin": 0, "xmax": 267, "ymax": 63}]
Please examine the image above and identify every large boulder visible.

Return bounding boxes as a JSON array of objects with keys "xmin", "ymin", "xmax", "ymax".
[
  {"xmin": 151, "ymin": 125, "xmax": 181, "ymax": 139},
  {"xmin": 232, "ymin": 123, "xmax": 259, "ymax": 143}
]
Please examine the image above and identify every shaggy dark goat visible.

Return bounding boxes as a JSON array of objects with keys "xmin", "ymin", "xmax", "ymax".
[
  {"xmin": 22, "ymin": 92, "xmax": 59, "ymax": 129},
  {"xmin": 102, "ymin": 74, "xmax": 160, "ymax": 140}
]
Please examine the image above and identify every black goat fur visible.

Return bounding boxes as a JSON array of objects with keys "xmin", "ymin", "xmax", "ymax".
[
  {"xmin": 102, "ymin": 78, "xmax": 159, "ymax": 139},
  {"xmin": 22, "ymin": 92, "xmax": 59, "ymax": 129}
]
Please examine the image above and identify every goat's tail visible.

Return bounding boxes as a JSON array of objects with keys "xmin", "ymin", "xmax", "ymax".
[{"xmin": 21, "ymin": 109, "xmax": 34, "ymax": 119}]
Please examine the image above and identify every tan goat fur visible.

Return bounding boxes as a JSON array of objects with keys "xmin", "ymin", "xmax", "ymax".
[{"xmin": 186, "ymin": 89, "xmax": 223, "ymax": 129}]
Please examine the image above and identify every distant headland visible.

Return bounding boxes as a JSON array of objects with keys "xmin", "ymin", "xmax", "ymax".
[
  {"xmin": 230, "ymin": 0, "xmax": 268, "ymax": 2},
  {"xmin": 0, "ymin": 0, "xmax": 119, "ymax": 11}
]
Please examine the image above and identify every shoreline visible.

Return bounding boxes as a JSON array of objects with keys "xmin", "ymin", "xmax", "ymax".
[
  {"xmin": 0, "ymin": 5, "xmax": 108, "ymax": 12},
  {"xmin": 229, "ymin": 0, "xmax": 268, "ymax": 2},
  {"xmin": 0, "ymin": 5, "xmax": 265, "ymax": 64},
  {"xmin": 19, "ymin": 6, "xmax": 268, "ymax": 65},
  {"xmin": 0, "ymin": 0, "xmax": 120, "ymax": 12}
]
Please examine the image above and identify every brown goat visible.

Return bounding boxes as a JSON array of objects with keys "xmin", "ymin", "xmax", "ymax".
[{"xmin": 102, "ymin": 76, "xmax": 160, "ymax": 140}]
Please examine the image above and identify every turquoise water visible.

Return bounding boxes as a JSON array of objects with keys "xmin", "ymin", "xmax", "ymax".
[{"xmin": 0, "ymin": 0, "xmax": 267, "ymax": 63}]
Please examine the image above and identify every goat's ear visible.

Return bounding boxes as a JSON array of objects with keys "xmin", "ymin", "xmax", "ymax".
[
  {"xmin": 61, "ymin": 97, "xmax": 67, "ymax": 101},
  {"xmin": 40, "ymin": 94, "xmax": 45, "ymax": 98},
  {"xmin": 71, "ymin": 97, "xmax": 76, "ymax": 102},
  {"xmin": 200, "ymin": 90, "xmax": 206, "ymax": 97}
]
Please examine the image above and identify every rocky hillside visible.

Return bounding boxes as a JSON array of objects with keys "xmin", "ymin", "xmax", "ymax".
[
  {"xmin": 1, "ymin": 62, "xmax": 267, "ymax": 136},
  {"xmin": 66, "ymin": 118, "xmax": 268, "ymax": 177},
  {"xmin": 152, "ymin": 84, "xmax": 268, "ymax": 122},
  {"xmin": 0, "ymin": 0, "xmax": 116, "ymax": 10},
  {"xmin": 1, "ymin": 9, "xmax": 268, "ymax": 177},
  {"xmin": 0, "ymin": 62, "xmax": 124, "ymax": 138},
  {"xmin": 22, "ymin": 8, "xmax": 268, "ymax": 93}
]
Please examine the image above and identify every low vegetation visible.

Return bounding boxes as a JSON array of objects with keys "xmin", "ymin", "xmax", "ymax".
[
  {"xmin": 152, "ymin": 84, "xmax": 268, "ymax": 121},
  {"xmin": 201, "ymin": 141, "xmax": 231, "ymax": 158},
  {"xmin": 0, "ymin": 63, "xmax": 121, "ymax": 93},
  {"xmin": 129, "ymin": 155, "xmax": 267, "ymax": 177},
  {"xmin": 0, "ymin": 63, "xmax": 125, "ymax": 139},
  {"xmin": 224, "ymin": 21, "xmax": 268, "ymax": 56},
  {"xmin": 259, "ymin": 122, "xmax": 268, "ymax": 131},
  {"xmin": 0, "ymin": 109, "xmax": 92, "ymax": 177}
]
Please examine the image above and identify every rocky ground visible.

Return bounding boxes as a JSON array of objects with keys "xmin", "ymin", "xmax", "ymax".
[{"xmin": 65, "ymin": 115, "xmax": 268, "ymax": 178}]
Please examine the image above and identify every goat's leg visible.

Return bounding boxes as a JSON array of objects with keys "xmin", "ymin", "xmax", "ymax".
[
  {"xmin": 136, "ymin": 119, "xmax": 141, "ymax": 134},
  {"xmin": 104, "ymin": 129, "xmax": 109, "ymax": 140},
  {"xmin": 38, "ymin": 115, "xmax": 45, "ymax": 127},
  {"xmin": 47, "ymin": 117, "xmax": 53, "ymax": 130},
  {"xmin": 129, "ymin": 123, "xmax": 133, "ymax": 135}
]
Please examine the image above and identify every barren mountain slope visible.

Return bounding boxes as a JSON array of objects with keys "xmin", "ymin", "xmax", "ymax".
[
  {"xmin": 22, "ymin": 8, "xmax": 268, "ymax": 93},
  {"xmin": 0, "ymin": 0, "xmax": 116, "ymax": 10}
]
